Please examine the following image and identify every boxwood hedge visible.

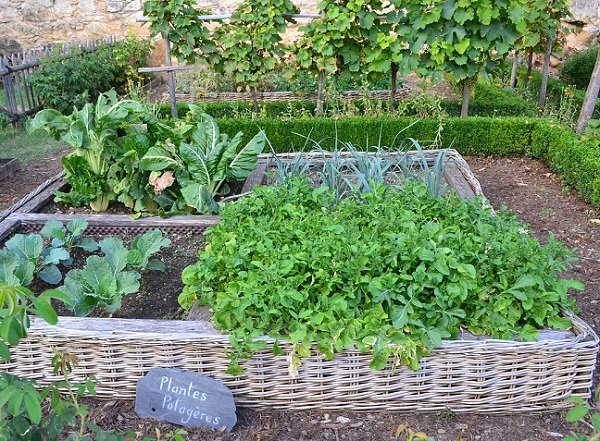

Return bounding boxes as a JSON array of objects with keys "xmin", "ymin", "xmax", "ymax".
[{"xmin": 212, "ymin": 115, "xmax": 600, "ymax": 208}]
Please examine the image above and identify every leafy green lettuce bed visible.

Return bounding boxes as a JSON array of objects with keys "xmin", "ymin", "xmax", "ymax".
[{"xmin": 180, "ymin": 179, "xmax": 582, "ymax": 375}]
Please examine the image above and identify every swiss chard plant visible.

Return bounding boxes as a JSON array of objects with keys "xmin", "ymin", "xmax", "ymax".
[
  {"xmin": 28, "ymin": 90, "xmax": 150, "ymax": 212},
  {"xmin": 181, "ymin": 178, "xmax": 581, "ymax": 375},
  {"xmin": 140, "ymin": 110, "xmax": 266, "ymax": 214}
]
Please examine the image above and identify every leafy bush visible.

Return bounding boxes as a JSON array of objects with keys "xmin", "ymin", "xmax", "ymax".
[
  {"xmin": 561, "ymin": 46, "xmax": 599, "ymax": 90},
  {"xmin": 109, "ymin": 35, "xmax": 153, "ymax": 94},
  {"xmin": 29, "ymin": 47, "xmax": 115, "ymax": 114},
  {"xmin": 181, "ymin": 178, "xmax": 580, "ymax": 375},
  {"xmin": 0, "ymin": 111, "xmax": 8, "ymax": 131}
]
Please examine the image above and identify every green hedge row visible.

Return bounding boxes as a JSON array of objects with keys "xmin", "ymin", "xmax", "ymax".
[
  {"xmin": 213, "ymin": 115, "xmax": 600, "ymax": 207},
  {"xmin": 217, "ymin": 116, "xmax": 536, "ymax": 155}
]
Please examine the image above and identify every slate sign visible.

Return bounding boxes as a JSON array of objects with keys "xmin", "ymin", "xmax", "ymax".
[{"xmin": 135, "ymin": 367, "xmax": 237, "ymax": 432}]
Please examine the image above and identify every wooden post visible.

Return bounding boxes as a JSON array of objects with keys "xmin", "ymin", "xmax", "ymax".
[
  {"xmin": 576, "ymin": 46, "xmax": 600, "ymax": 135},
  {"xmin": 538, "ymin": 37, "xmax": 554, "ymax": 111},
  {"xmin": 460, "ymin": 80, "xmax": 470, "ymax": 118},
  {"xmin": 525, "ymin": 48, "xmax": 534, "ymax": 87},
  {"xmin": 164, "ymin": 34, "xmax": 178, "ymax": 119},
  {"xmin": 390, "ymin": 62, "xmax": 398, "ymax": 112},
  {"xmin": 510, "ymin": 50, "xmax": 519, "ymax": 88}
]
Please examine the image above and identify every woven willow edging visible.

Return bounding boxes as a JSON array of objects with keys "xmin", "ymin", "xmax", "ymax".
[
  {"xmin": 169, "ymin": 88, "xmax": 411, "ymax": 104},
  {"xmin": 2, "ymin": 313, "xmax": 597, "ymax": 413}
]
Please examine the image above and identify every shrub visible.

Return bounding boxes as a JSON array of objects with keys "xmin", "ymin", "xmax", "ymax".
[
  {"xmin": 108, "ymin": 35, "xmax": 153, "ymax": 94},
  {"xmin": 29, "ymin": 47, "xmax": 115, "ymax": 114},
  {"xmin": 561, "ymin": 46, "xmax": 599, "ymax": 90},
  {"xmin": 0, "ymin": 111, "xmax": 8, "ymax": 131}
]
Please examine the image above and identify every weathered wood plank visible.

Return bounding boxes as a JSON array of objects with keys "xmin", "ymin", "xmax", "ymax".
[
  {"xmin": 11, "ymin": 213, "xmax": 221, "ymax": 228},
  {"xmin": 27, "ymin": 316, "xmax": 576, "ymax": 343},
  {"xmin": 241, "ymin": 159, "xmax": 268, "ymax": 193},
  {"xmin": 0, "ymin": 217, "xmax": 21, "ymax": 243},
  {"xmin": 444, "ymin": 160, "xmax": 476, "ymax": 199},
  {"xmin": 29, "ymin": 316, "xmax": 222, "ymax": 337},
  {"xmin": 0, "ymin": 158, "xmax": 20, "ymax": 181},
  {"xmin": 14, "ymin": 173, "xmax": 67, "ymax": 214},
  {"xmin": 138, "ymin": 65, "xmax": 196, "ymax": 73}
]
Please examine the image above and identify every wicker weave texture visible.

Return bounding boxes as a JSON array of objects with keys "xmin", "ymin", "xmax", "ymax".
[
  {"xmin": 171, "ymin": 88, "xmax": 411, "ymax": 104},
  {"xmin": 3, "ymin": 314, "xmax": 597, "ymax": 413}
]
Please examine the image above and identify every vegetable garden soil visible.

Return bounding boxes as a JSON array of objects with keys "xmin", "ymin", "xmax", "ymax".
[
  {"xmin": 42, "ymin": 232, "xmax": 204, "ymax": 320},
  {"xmin": 0, "ymin": 147, "xmax": 68, "ymax": 211},
  {"xmin": 5, "ymin": 153, "xmax": 600, "ymax": 440}
]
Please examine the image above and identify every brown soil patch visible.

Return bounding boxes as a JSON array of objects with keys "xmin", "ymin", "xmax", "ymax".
[{"xmin": 0, "ymin": 147, "xmax": 69, "ymax": 211}]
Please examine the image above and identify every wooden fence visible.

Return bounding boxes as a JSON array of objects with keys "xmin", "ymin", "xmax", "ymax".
[{"xmin": 0, "ymin": 36, "xmax": 116, "ymax": 123}]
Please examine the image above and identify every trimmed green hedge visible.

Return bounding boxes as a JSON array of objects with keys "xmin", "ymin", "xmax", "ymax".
[
  {"xmin": 212, "ymin": 115, "xmax": 600, "ymax": 208},
  {"xmin": 216, "ymin": 116, "xmax": 536, "ymax": 155}
]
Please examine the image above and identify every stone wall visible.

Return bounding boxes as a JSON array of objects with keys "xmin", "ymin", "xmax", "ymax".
[{"xmin": 0, "ymin": 0, "xmax": 598, "ymax": 55}]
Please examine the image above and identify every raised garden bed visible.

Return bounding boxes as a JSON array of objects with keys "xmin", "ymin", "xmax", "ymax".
[
  {"xmin": 0, "ymin": 158, "xmax": 19, "ymax": 181},
  {"xmin": 0, "ymin": 149, "xmax": 597, "ymax": 414}
]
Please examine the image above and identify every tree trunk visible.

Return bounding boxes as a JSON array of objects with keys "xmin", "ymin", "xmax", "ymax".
[
  {"xmin": 510, "ymin": 50, "xmax": 519, "ymax": 88},
  {"xmin": 460, "ymin": 80, "xmax": 470, "ymax": 118},
  {"xmin": 576, "ymin": 47, "xmax": 600, "ymax": 134},
  {"xmin": 390, "ymin": 62, "xmax": 398, "ymax": 112},
  {"xmin": 524, "ymin": 48, "xmax": 534, "ymax": 87},
  {"xmin": 538, "ymin": 37, "xmax": 554, "ymax": 111},
  {"xmin": 251, "ymin": 86, "xmax": 259, "ymax": 115},
  {"xmin": 316, "ymin": 69, "xmax": 325, "ymax": 117}
]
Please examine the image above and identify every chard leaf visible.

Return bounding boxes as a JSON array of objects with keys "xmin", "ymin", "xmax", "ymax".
[
  {"xmin": 227, "ymin": 131, "xmax": 266, "ymax": 181},
  {"xmin": 181, "ymin": 183, "xmax": 219, "ymax": 214},
  {"xmin": 191, "ymin": 114, "xmax": 220, "ymax": 156},
  {"xmin": 139, "ymin": 145, "xmax": 180, "ymax": 171},
  {"xmin": 179, "ymin": 142, "xmax": 211, "ymax": 185}
]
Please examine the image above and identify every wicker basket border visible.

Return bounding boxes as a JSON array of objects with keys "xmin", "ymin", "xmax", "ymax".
[{"xmin": 1, "ymin": 313, "xmax": 597, "ymax": 413}]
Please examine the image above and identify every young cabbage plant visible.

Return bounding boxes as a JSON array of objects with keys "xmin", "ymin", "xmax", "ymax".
[
  {"xmin": 60, "ymin": 229, "xmax": 169, "ymax": 316},
  {"xmin": 40, "ymin": 218, "xmax": 98, "ymax": 253},
  {"xmin": 3, "ymin": 234, "xmax": 70, "ymax": 285},
  {"xmin": 140, "ymin": 110, "xmax": 266, "ymax": 214}
]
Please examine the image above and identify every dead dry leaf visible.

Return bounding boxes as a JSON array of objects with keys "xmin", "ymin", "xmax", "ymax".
[{"xmin": 149, "ymin": 171, "xmax": 175, "ymax": 194}]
